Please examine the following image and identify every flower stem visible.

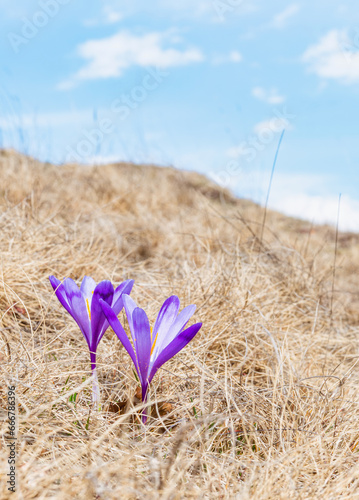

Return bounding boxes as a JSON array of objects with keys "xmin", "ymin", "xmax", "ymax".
[
  {"xmin": 92, "ymin": 367, "xmax": 101, "ymax": 411},
  {"xmin": 142, "ymin": 407, "xmax": 148, "ymax": 424},
  {"xmin": 141, "ymin": 384, "xmax": 149, "ymax": 424}
]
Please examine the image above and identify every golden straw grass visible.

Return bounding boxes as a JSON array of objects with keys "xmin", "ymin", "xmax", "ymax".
[{"xmin": 1, "ymin": 148, "xmax": 359, "ymax": 499}]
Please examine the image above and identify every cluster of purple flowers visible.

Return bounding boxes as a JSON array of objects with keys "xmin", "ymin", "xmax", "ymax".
[{"xmin": 49, "ymin": 276, "xmax": 202, "ymax": 422}]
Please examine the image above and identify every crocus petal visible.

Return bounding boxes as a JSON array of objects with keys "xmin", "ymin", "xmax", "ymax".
[
  {"xmin": 132, "ymin": 307, "xmax": 152, "ymax": 386},
  {"xmin": 158, "ymin": 304, "xmax": 196, "ymax": 353},
  {"xmin": 148, "ymin": 323, "xmax": 202, "ymax": 384},
  {"xmin": 111, "ymin": 280, "xmax": 134, "ymax": 315},
  {"xmin": 63, "ymin": 278, "xmax": 91, "ymax": 344},
  {"xmin": 100, "ymin": 299, "xmax": 140, "ymax": 378},
  {"xmin": 153, "ymin": 296, "xmax": 180, "ymax": 338},
  {"xmin": 80, "ymin": 276, "xmax": 97, "ymax": 304},
  {"xmin": 90, "ymin": 281, "xmax": 114, "ymax": 348},
  {"xmin": 49, "ymin": 276, "xmax": 73, "ymax": 316},
  {"xmin": 122, "ymin": 294, "xmax": 139, "ymax": 347},
  {"xmin": 151, "ymin": 296, "xmax": 180, "ymax": 360},
  {"xmin": 95, "ymin": 280, "xmax": 134, "ymax": 346}
]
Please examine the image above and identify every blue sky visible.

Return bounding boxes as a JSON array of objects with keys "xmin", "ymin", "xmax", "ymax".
[{"xmin": 1, "ymin": 0, "xmax": 359, "ymax": 230}]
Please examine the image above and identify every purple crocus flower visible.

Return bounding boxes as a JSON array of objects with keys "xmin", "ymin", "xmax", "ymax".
[
  {"xmin": 49, "ymin": 275, "xmax": 134, "ymax": 408},
  {"xmin": 100, "ymin": 294, "xmax": 202, "ymax": 423}
]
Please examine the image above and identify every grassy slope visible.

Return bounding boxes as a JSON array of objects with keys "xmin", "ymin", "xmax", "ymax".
[{"xmin": 0, "ymin": 149, "xmax": 359, "ymax": 498}]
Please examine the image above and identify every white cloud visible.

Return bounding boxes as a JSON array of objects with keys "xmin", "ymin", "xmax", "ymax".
[
  {"xmin": 226, "ymin": 144, "xmax": 249, "ymax": 159},
  {"xmin": 253, "ymin": 118, "xmax": 292, "ymax": 135},
  {"xmin": 0, "ymin": 110, "xmax": 92, "ymax": 129},
  {"xmin": 269, "ymin": 192, "xmax": 359, "ymax": 232},
  {"xmin": 59, "ymin": 30, "xmax": 204, "ymax": 89},
  {"xmin": 101, "ymin": 0, "xmax": 257, "ymax": 23},
  {"xmin": 271, "ymin": 4, "xmax": 300, "ymax": 29},
  {"xmin": 224, "ymin": 115, "xmax": 293, "ymax": 160},
  {"xmin": 229, "ymin": 51, "xmax": 242, "ymax": 62},
  {"xmin": 0, "ymin": 0, "xmax": 36, "ymax": 18},
  {"xmin": 252, "ymin": 86, "xmax": 286, "ymax": 104},
  {"xmin": 163, "ymin": 0, "xmax": 259, "ymax": 18},
  {"xmin": 157, "ymin": 0, "xmax": 213, "ymax": 17},
  {"xmin": 97, "ymin": 0, "xmax": 214, "ymax": 22},
  {"xmin": 218, "ymin": 167, "xmax": 359, "ymax": 232},
  {"xmin": 84, "ymin": 5, "xmax": 124, "ymax": 26},
  {"xmin": 212, "ymin": 51, "xmax": 243, "ymax": 65},
  {"xmin": 302, "ymin": 29, "xmax": 359, "ymax": 84},
  {"xmin": 236, "ymin": 170, "xmax": 355, "ymax": 230},
  {"xmin": 256, "ymin": 174, "xmax": 359, "ymax": 232},
  {"xmin": 103, "ymin": 5, "xmax": 123, "ymax": 23}
]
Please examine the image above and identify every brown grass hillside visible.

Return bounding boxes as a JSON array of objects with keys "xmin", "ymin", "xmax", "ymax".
[{"xmin": 1, "ymin": 148, "xmax": 359, "ymax": 499}]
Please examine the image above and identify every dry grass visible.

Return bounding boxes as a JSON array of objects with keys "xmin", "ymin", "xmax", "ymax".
[{"xmin": 1, "ymin": 148, "xmax": 359, "ymax": 499}]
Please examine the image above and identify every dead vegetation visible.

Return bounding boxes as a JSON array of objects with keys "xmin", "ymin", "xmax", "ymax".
[{"xmin": 0, "ymin": 148, "xmax": 359, "ymax": 498}]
